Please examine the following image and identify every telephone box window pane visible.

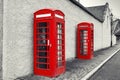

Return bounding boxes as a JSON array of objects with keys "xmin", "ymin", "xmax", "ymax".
[
  {"xmin": 58, "ymin": 46, "xmax": 62, "ymax": 50},
  {"xmin": 38, "ymin": 22, "xmax": 47, "ymax": 27},
  {"xmin": 57, "ymin": 23, "xmax": 62, "ymax": 29},
  {"xmin": 37, "ymin": 58, "xmax": 47, "ymax": 63},
  {"xmin": 58, "ymin": 34, "xmax": 62, "ymax": 39},
  {"xmin": 84, "ymin": 46, "xmax": 88, "ymax": 48},
  {"xmin": 37, "ymin": 64, "xmax": 47, "ymax": 69},
  {"xmin": 58, "ymin": 62, "xmax": 62, "ymax": 67},
  {"xmin": 37, "ymin": 28, "xmax": 47, "ymax": 33},
  {"xmin": 58, "ymin": 57, "xmax": 62, "ymax": 61},
  {"xmin": 84, "ymin": 49, "xmax": 87, "ymax": 51},
  {"xmin": 83, "ymin": 53, "xmax": 87, "ymax": 55},
  {"xmin": 58, "ymin": 51, "xmax": 62, "ymax": 56},
  {"xmin": 58, "ymin": 29, "xmax": 62, "ymax": 34},
  {"xmin": 83, "ymin": 31, "xmax": 88, "ymax": 33},
  {"xmin": 37, "ymin": 52, "xmax": 47, "ymax": 57},
  {"xmin": 37, "ymin": 40, "xmax": 47, "ymax": 44},
  {"xmin": 58, "ymin": 40, "xmax": 62, "ymax": 44},
  {"xmin": 84, "ymin": 43, "xmax": 88, "ymax": 46},
  {"xmin": 83, "ymin": 34, "xmax": 88, "ymax": 36},
  {"xmin": 83, "ymin": 40, "xmax": 87, "ymax": 42},
  {"xmin": 37, "ymin": 34, "xmax": 47, "ymax": 39},
  {"xmin": 37, "ymin": 46, "xmax": 47, "ymax": 50},
  {"xmin": 83, "ymin": 36, "xmax": 88, "ymax": 39}
]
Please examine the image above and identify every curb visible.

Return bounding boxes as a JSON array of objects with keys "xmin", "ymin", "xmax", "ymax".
[{"xmin": 81, "ymin": 48, "xmax": 120, "ymax": 80}]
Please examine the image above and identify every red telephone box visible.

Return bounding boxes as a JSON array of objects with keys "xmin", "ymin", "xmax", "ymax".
[
  {"xmin": 33, "ymin": 9, "xmax": 65, "ymax": 77},
  {"xmin": 77, "ymin": 22, "xmax": 94, "ymax": 60}
]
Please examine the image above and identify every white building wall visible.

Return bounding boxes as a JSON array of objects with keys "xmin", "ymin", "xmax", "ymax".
[
  {"xmin": 112, "ymin": 35, "xmax": 116, "ymax": 45},
  {"xmin": 2, "ymin": 0, "xmax": 110, "ymax": 80},
  {"xmin": 102, "ymin": 7, "xmax": 112, "ymax": 48},
  {"xmin": 0, "ymin": 0, "xmax": 3, "ymax": 80}
]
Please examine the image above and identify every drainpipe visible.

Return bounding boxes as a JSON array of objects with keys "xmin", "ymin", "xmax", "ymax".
[
  {"xmin": 110, "ymin": 21, "xmax": 112, "ymax": 47},
  {"xmin": 110, "ymin": 14, "xmax": 113, "ymax": 47}
]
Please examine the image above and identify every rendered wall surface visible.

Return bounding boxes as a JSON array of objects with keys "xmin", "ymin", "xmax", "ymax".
[
  {"xmin": 2, "ymin": 0, "xmax": 113, "ymax": 80},
  {"xmin": 0, "ymin": 0, "xmax": 3, "ymax": 80},
  {"xmin": 112, "ymin": 35, "xmax": 116, "ymax": 45},
  {"xmin": 102, "ymin": 7, "xmax": 112, "ymax": 48}
]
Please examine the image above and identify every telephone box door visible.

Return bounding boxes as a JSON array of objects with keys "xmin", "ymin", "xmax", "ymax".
[
  {"xmin": 77, "ymin": 22, "xmax": 94, "ymax": 59},
  {"xmin": 34, "ymin": 19, "xmax": 51, "ymax": 75}
]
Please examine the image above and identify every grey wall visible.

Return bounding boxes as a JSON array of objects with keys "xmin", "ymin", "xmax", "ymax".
[
  {"xmin": 0, "ymin": 0, "xmax": 3, "ymax": 80},
  {"xmin": 2, "ymin": 0, "xmax": 113, "ymax": 80}
]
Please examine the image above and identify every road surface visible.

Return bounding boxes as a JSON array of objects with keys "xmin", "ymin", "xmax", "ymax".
[{"xmin": 89, "ymin": 50, "xmax": 120, "ymax": 80}]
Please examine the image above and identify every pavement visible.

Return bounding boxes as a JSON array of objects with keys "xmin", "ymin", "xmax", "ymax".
[
  {"xmin": 16, "ymin": 41, "xmax": 120, "ymax": 80},
  {"xmin": 89, "ymin": 49, "xmax": 120, "ymax": 80}
]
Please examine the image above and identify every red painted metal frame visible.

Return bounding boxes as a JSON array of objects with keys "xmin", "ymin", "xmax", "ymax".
[
  {"xmin": 33, "ymin": 9, "xmax": 65, "ymax": 77},
  {"xmin": 77, "ymin": 22, "xmax": 94, "ymax": 60}
]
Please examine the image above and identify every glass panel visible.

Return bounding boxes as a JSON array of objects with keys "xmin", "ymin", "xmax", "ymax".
[
  {"xmin": 83, "ymin": 33, "xmax": 88, "ymax": 36},
  {"xmin": 58, "ymin": 34, "xmax": 62, "ymax": 39},
  {"xmin": 37, "ymin": 28, "xmax": 47, "ymax": 33},
  {"xmin": 37, "ymin": 46, "xmax": 47, "ymax": 50},
  {"xmin": 37, "ymin": 58, "xmax": 47, "ymax": 63},
  {"xmin": 58, "ymin": 40, "xmax": 62, "ymax": 44},
  {"xmin": 38, "ymin": 22, "xmax": 47, "ymax": 27},
  {"xmin": 57, "ymin": 23, "xmax": 62, "ymax": 29},
  {"xmin": 58, "ymin": 46, "xmax": 62, "ymax": 50},
  {"xmin": 83, "ymin": 40, "xmax": 87, "ymax": 42},
  {"xmin": 84, "ymin": 43, "xmax": 88, "ymax": 46},
  {"xmin": 58, "ymin": 57, "xmax": 62, "ymax": 61},
  {"xmin": 58, "ymin": 62, "xmax": 62, "ymax": 67},
  {"xmin": 58, "ymin": 29, "xmax": 62, "ymax": 34},
  {"xmin": 83, "ymin": 36, "xmax": 88, "ymax": 39},
  {"xmin": 37, "ymin": 40, "xmax": 47, "ymax": 44},
  {"xmin": 57, "ymin": 23, "xmax": 62, "ymax": 34},
  {"xmin": 83, "ymin": 31, "xmax": 88, "ymax": 33},
  {"xmin": 83, "ymin": 46, "xmax": 87, "ymax": 48},
  {"xmin": 37, "ymin": 52, "xmax": 47, "ymax": 57},
  {"xmin": 37, "ymin": 64, "xmax": 47, "ymax": 69},
  {"xmin": 83, "ymin": 53, "xmax": 87, "ymax": 55},
  {"xmin": 58, "ymin": 51, "xmax": 62, "ymax": 56},
  {"xmin": 37, "ymin": 34, "xmax": 47, "ymax": 39}
]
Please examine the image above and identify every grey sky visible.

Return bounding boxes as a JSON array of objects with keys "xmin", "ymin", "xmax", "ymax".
[{"xmin": 80, "ymin": 0, "xmax": 120, "ymax": 18}]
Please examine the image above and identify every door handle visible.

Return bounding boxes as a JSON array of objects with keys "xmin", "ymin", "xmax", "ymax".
[
  {"xmin": 48, "ymin": 40, "xmax": 52, "ymax": 47},
  {"xmin": 48, "ymin": 40, "xmax": 50, "ymax": 46}
]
